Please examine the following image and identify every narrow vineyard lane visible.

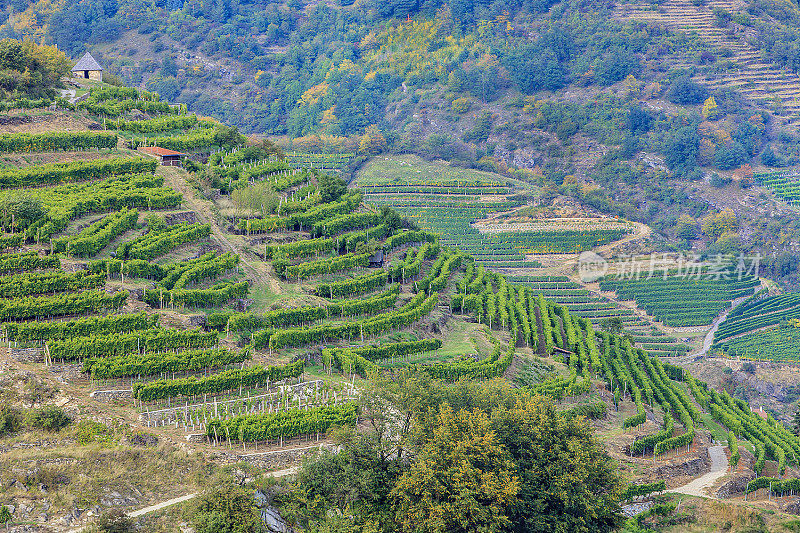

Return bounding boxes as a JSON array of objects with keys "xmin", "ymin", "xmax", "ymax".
[
  {"xmin": 669, "ymin": 445, "xmax": 729, "ymax": 498},
  {"xmin": 692, "ymin": 291, "xmax": 757, "ymax": 358},
  {"xmin": 157, "ymin": 165, "xmax": 277, "ymax": 291}
]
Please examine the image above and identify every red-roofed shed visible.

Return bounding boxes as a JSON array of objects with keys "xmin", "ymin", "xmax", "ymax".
[{"xmin": 138, "ymin": 146, "xmax": 186, "ymax": 167}]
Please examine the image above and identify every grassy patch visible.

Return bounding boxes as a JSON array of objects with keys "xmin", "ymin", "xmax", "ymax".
[{"xmin": 356, "ymin": 154, "xmax": 509, "ymax": 186}]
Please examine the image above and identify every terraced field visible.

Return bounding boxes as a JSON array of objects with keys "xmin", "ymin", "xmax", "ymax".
[
  {"xmin": 717, "ymin": 325, "xmax": 800, "ymax": 362},
  {"xmin": 600, "ymin": 274, "xmax": 760, "ymax": 327},
  {"xmin": 616, "ymin": 0, "xmax": 800, "ymax": 122},
  {"xmin": 357, "ymin": 155, "xmax": 631, "ymax": 270},
  {"xmin": 753, "ymin": 171, "xmax": 800, "ymax": 205},
  {"xmin": 506, "ymin": 275, "xmax": 690, "ymax": 355},
  {"xmin": 9, "ymin": 85, "xmax": 800, "ymax": 530}
]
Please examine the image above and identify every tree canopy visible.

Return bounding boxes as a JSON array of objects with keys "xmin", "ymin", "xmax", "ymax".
[
  {"xmin": 275, "ymin": 373, "xmax": 624, "ymax": 533},
  {"xmin": 0, "ymin": 38, "xmax": 69, "ymax": 99}
]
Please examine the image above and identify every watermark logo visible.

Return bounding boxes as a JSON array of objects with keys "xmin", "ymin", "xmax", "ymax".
[
  {"xmin": 610, "ymin": 252, "xmax": 761, "ymax": 280},
  {"xmin": 578, "ymin": 251, "xmax": 608, "ymax": 282}
]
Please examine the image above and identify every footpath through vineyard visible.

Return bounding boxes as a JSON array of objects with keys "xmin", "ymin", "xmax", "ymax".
[{"xmin": 157, "ymin": 165, "xmax": 276, "ymax": 291}]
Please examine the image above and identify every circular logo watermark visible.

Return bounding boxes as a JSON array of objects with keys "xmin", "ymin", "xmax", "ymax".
[{"xmin": 578, "ymin": 251, "xmax": 608, "ymax": 282}]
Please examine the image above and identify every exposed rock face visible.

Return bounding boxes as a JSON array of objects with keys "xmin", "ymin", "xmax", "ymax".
[
  {"xmin": 716, "ymin": 471, "xmax": 756, "ymax": 498},
  {"xmin": 651, "ymin": 455, "xmax": 709, "ymax": 481},
  {"xmin": 733, "ymin": 372, "xmax": 791, "ymax": 403},
  {"xmin": 262, "ymin": 506, "xmax": 294, "ymax": 533}
]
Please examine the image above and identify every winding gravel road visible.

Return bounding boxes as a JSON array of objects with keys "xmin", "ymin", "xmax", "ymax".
[{"xmin": 669, "ymin": 445, "xmax": 729, "ymax": 498}]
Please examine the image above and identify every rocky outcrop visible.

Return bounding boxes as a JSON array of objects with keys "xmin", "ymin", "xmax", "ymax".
[
  {"xmin": 733, "ymin": 371, "xmax": 792, "ymax": 403},
  {"xmin": 716, "ymin": 471, "xmax": 756, "ymax": 498},
  {"xmin": 262, "ymin": 506, "xmax": 294, "ymax": 533},
  {"xmin": 164, "ymin": 211, "xmax": 197, "ymax": 225}
]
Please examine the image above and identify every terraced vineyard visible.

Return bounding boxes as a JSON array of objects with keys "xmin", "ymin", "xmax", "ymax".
[
  {"xmin": 6, "ymin": 84, "xmax": 800, "ymax": 529},
  {"xmin": 711, "ymin": 290, "xmax": 800, "ymax": 360},
  {"xmin": 615, "ymin": 0, "xmax": 800, "ymax": 121},
  {"xmin": 753, "ymin": 171, "xmax": 800, "ymax": 205},
  {"xmin": 506, "ymin": 275, "xmax": 689, "ymax": 356},
  {"xmin": 600, "ymin": 274, "xmax": 760, "ymax": 327},
  {"xmin": 718, "ymin": 326, "xmax": 800, "ymax": 362},
  {"xmin": 358, "ymin": 155, "xmax": 631, "ymax": 270}
]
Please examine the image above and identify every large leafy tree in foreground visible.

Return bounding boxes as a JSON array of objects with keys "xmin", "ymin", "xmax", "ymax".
[{"xmin": 276, "ymin": 373, "xmax": 623, "ymax": 532}]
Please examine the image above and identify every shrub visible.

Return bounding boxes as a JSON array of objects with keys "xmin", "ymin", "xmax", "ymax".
[
  {"xmin": 74, "ymin": 420, "xmax": 112, "ymax": 445},
  {"xmin": 0, "ymin": 405, "xmax": 21, "ymax": 436},
  {"xmin": 451, "ymin": 97, "xmax": 471, "ymax": 113},
  {"xmin": 715, "ymin": 142, "xmax": 747, "ymax": 170},
  {"xmin": 25, "ymin": 406, "xmax": 70, "ymax": 431},
  {"xmin": 710, "ymin": 173, "xmax": 731, "ymax": 187},
  {"xmin": 190, "ymin": 479, "xmax": 261, "ymax": 533},
  {"xmin": 667, "ymin": 76, "xmax": 708, "ymax": 105},
  {"xmin": 97, "ymin": 509, "xmax": 134, "ymax": 533},
  {"xmin": 742, "ymin": 362, "xmax": 756, "ymax": 374},
  {"xmin": 761, "ymin": 147, "xmax": 787, "ymax": 167}
]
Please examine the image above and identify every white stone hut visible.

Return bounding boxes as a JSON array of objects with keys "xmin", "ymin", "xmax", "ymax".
[{"xmin": 72, "ymin": 52, "xmax": 103, "ymax": 81}]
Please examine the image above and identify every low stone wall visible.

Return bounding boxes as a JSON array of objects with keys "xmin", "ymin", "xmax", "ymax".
[
  {"xmin": 9, "ymin": 348, "xmax": 43, "ymax": 363},
  {"xmin": 651, "ymin": 455, "xmax": 709, "ymax": 481},
  {"xmin": 90, "ymin": 389, "xmax": 132, "ymax": 401},
  {"xmin": 164, "ymin": 211, "xmax": 197, "ymax": 225}
]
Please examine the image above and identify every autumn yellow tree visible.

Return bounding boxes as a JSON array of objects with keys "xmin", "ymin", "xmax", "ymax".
[
  {"xmin": 701, "ymin": 208, "xmax": 738, "ymax": 240},
  {"xmin": 359, "ymin": 125, "xmax": 387, "ymax": 155},
  {"xmin": 390, "ymin": 403, "xmax": 519, "ymax": 533},
  {"xmin": 701, "ymin": 96, "xmax": 719, "ymax": 120}
]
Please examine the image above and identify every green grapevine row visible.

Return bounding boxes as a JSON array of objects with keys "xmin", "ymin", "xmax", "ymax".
[
  {"xmin": 264, "ymin": 237, "xmax": 335, "ymax": 260},
  {"xmin": 311, "ymin": 212, "xmax": 381, "ymax": 237},
  {"xmin": 236, "ymin": 191, "xmax": 362, "ymax": 234},
  {"xmin": 52, "ymin": 208, "xmax": 138, "ymax": 257},
  {"xmin": 0, "ymin": 270, "xmax": 104, "ymax": 298},
  {"xmin": 0, "ymin": 131, "xmax": 117, "ymax": 153},
  {"xmin": 281, "ymin": 252, "xmax": 372, "ymax": 281},
  {"xmin": 0, "ymin": 251, "xmax": 42, "ymax": 274},
  {"xmin": 388, "ymin": 242, "xmax": 441, "ymax": 282},
  {"xmin": 116, "ymin": 222, "xmax": 211, "ymax": 260},
  {"xmin": 206, "ymin": 402, "xmax": 357, "ymax": 443},
  {"xmin": 108, "ymin": 114, "xmax": 203, "ymax": 132},
  {"xmin": 80, "ymin": 99, "xmax": 183, "ymax": 117},
  {"xmin": 263, "ymin": 292, "xmax": 438, "ymax": 350},
  {"xmin": 4, "ymin": 311, "xmax": 158, "ymax": 342},
  {"xmin": 133, "ymin": 361, "xmax": 304, "ymax": 401},
  {"xmin": 83, "ymin": 348, "xmax": 250, "ymax": 379},
  {"xmin": 143, "ymin": 280, "xmax": 249, "ymax": 309},
  {"xmin": 48, "ymin": 327, "xmax": 216, "ymax": 361},
  {"xmin": 0, "ymin": 157, "xmax": 156, "ymax": 188},
  {"xmin": 126, "ymin": 128, "xmax": 217, "ymax": 151},
  {"xmin": 0, "ymin": 289, "xmax": 127, "ymax": 322},
  {"xmin": 16, "ymin": 174, "xmax": 181, "ymax": 241},
  {"xmin": 316, "ymin": 270, "xmax": 388, "ymax": 299}
]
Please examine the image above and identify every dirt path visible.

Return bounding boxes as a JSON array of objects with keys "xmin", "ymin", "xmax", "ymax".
[
  {"xmin": 691, "ymin": 290, "xmax": 758, "ymax": 358},
  {"xmin": 669, "ymin": 445, "xmax": 729, "ymax": 498},
  {"xmin": 157, "ymin": 166, "xmax": 279, "ymax": 294},
  {"xmin": 594, "ymin": 221, "xmax": 652, "ymax": 256},
  {"xmin": 127, "ymin": 493, "xmax": 198, "ymax": 518}
]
